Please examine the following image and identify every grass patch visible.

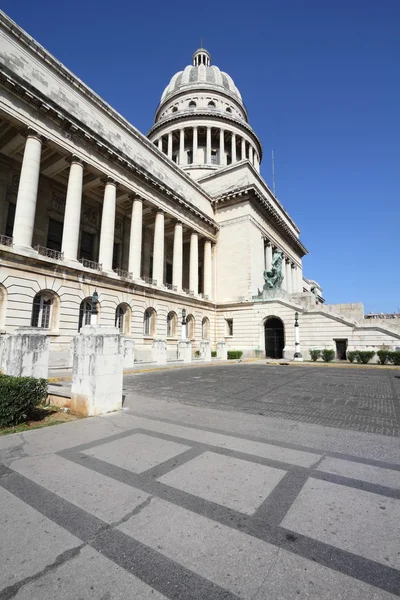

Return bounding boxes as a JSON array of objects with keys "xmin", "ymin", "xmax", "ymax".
[{"xmin": 0, "ymin": 405, "xmax": 80, "ymax": 436}]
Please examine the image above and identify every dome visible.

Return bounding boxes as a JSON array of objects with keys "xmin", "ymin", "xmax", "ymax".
[{"xmin": 160, "ymin": 48, "xmax": 243, "ymax": 105}]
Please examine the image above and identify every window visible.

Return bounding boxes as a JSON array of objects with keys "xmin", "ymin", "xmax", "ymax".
[
  {"xmin": 226, "ymin": 318, "xmax": 233, "ymax": 336},
  {"xmin": 172, "ymin": 106, "xmax": 178, "ymax": 113},
  {"xmin": 47, "ymin": 219, "xmax": 63, "ymax": 251},
  {"xmin": 187, "ymin": 314, "xmax": 195, "ymax": 339},
  {"xmin": 226, "ymin": 107, "xmax": 232, "ymax": 113},
  {"xmin": 115, "ymin": 303, "xmax": 131, "ymax": 334},
  {"xmin": 187, "ymin": 150, "xmax": 193, "ymax": 165},
  {"xmin": 208, "ymin": 101, "xmax": 216, "ymax": 108},
  {"xmin": 211, "ymin": 150, "xmax": 218, "ymax": 165},
  {"xmin": 31, "ymin": 292, "xmax": 54, "ymax": 329},
  {"xmin": 79, "ymin": 298, "xmax": 93, "ymax": 330},
  {"xmin": 167, "ymin": 311, "xmax": 177, "ymax": 337},
  {"xmin": 166, "ymin": 263, "xmax": 173, "ymax": 285},
  {"xmin": 5, "ymin": 203, "xmax": 15, "ymax": 238},
  {"xmin": 80, "ymin": 231, "xmax": 94, "ymax": 261},
  {"xmin": 112, "ymin": 242, "xmax": 121, "ymax": 270},
  {"xmin": 202, "ymin": 317, "xmax": 210, "ymax": 340},
  {"xmin": 144, "ymin": 308, "xmax": 156, "ymax": 336},
  {"xmin": 188, "ymin": 101, "xmax": 196, "ymax": 108}
]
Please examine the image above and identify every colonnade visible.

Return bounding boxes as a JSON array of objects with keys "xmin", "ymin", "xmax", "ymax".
[
  {"xmin": 264, "ymin": 240, "xmax": 303, "ymax": 294},
  {"xmin": 11, "ymin": 131, "xmax": 214, "ymax": 298},
  {"xmin": 155, "ymin": 126, "xmax": 260, "ymax": 171}
]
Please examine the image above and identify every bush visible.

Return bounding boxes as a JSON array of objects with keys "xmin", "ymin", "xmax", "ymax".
[
  {"xmin": 377, "ymin": 350, "xmax": 390, "ymax": 365},
  {"xmin": 309, "ymin": 349, "xmax": 321, "ymax": 362},
  {"xmin": 347, "ymin": 351, "xmax": 358, "ymax": 363},
  {"xmin": 194, "ymin": 350, "xmax": 200, "ymax": 358},
  {"xmin": 388, "ymin": 351, "xmax": 400, "ymax": 366},
  {"xmin": 356, "ymin": 351, "xmax": 375, "ymax": 364},
  {"xmin": 227, "ymin": 350, "xmax": 243, "ymax": 360},
  {"xmin": 211, "ymin": 351, "xmax": 217, "ymax": 358},
  {"xmin": 0, "ymin": 375, "xmax": 48, "ymax": 427},
  {"xmin": 321, "ymin": 349, "xmax": 335, "ymax": 363}
]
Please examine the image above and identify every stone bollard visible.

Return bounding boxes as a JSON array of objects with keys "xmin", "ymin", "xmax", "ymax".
[
  {"xmin": 123, "ymin": 337, "xmax": 135, "ymax": 369},
  {"xmin": 70, "ymin": 325, "xmax": 123, "ymax": 416},
  {"xmin": 217, "ymin": 340, "xmax": 228, "ymax": 360},
  {"xmin": 152, "ymin": 339, "xmax": 167, "ymax": 365},
  {"xmin": 4, "ymin": 327, "xmax": 49, "ymax": 378},
  {"xmin": 199, "ymin": 340, "xmax": 211, "ymax": 362},
  {"xmin": 178, "ymin": 340, "xmax": 192, "ymax": 363}
]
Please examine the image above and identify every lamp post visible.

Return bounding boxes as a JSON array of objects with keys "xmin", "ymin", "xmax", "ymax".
[
  {"xmin": 294, "ymin": 311, "xmax": 303, "ymax": 361},
  {"xmin": 181, "ymin": 308, "xmax": 187, "ymax": 340},
  {"xmin": 90, "ymin": 290, "xmax": 99, "ymax": 325}
]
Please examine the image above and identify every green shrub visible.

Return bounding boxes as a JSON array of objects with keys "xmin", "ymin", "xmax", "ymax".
[
  {"xmin": 388, "ymin": 350, "xmax": 400, "ymax": 365},
  {"xmin": 347, "ymin": 351, "xmax": 358, "ymax": 363},
  {"xmin": 0, "ymin": 375, "xmax": 48, "ymax": 427},
  {"xmin": 356, "ymin": 351, "xmax": 376, "ymax": 364},
  {"xmin": 309, "ymin": 349, "xmax": 321, "ymax": 362},
  {"xmin": 227, "ymin": 350, "xmax": 243, "ymax": 360},
  {"xmin": 321, "ymin": 349, "xmax": 335, "ymax": 363},
  {"xmin": 194, "ymin": 350, "xmax": 200, "ymax": 358},
  {"xmin": 377, "ymin": 350, "xmax": 390, "ymax": 365},
  {"xmin": 211, "ymin": 351, "xmax": 217, "ymax": 358}
]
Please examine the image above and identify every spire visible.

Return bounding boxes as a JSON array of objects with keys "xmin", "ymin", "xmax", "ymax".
[{"xmin": 192, "ymin": 48, "xmax": 211, "ymax": 67}]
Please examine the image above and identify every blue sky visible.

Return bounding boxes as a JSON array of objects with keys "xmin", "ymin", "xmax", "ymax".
[{"xmin": 2, "ymin": 0, "xmax": 399, "ymax": 312}]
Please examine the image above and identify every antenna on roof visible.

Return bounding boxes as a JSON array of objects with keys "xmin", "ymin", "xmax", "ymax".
[
  {"xmin": 200, "ymin": 37, "xmax": 203, "ymax": 48},
  {"xmin": 271, "ymin": 150, "xmax": 276, "ymax": 196}
]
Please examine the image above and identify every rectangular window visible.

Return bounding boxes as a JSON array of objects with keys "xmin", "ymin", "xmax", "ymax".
[
  {"xmin": 211, "ymin": 151, "xmax": 218, "ymax": 165},
  {"xmin": 80, "ymin": 231, "xmax": 94, "ymax": 261},
  {"xmin": 47, "ymin": 219, "xmax": 63, "ymax": 251},
  {"xmin": 112, "ymin": 242, "xmax": 121, "ymax": 270},
  {"xmin": 5, "ymin": 203, "xmax": 15, "ymax": 238},
  {"xmin": 226, "ymin": 318, "xmax": 233, "ymax": 336},
  {"xmin": 187, "ymin": 151, "xmax": 193, "ymax": 165},
  {"xmin": 166, "ymin": 262, "xmax": 173, "ymax": 285}
]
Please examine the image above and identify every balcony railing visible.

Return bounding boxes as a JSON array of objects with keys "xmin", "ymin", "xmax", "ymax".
[
  {"xmin": 0, "ymin": 234, "xmax": 13, "ymax": 247},
  {"xmin": 35, "ymin": 245, "xmax": 64, "ymax": 260},
  {"xmin": 114, "ymin": 268, "xmax": 133, "ymax": 280},
  {"xmin": 164, "ymin": 282, "xmax": 177, "ymax": 292},
  {"xmin": 79, "ymin": 257, "xmax": 102, "ymax": 271},
  {"xmin": 143, "ymin": 276, "xmax": 157, "ymax": 286},
  {"xmin": 183, "ymin": 289, "xmax": 194, "ymax": 297}
]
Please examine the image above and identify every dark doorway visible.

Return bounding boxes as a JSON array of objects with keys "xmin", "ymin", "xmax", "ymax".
[
  {"xmin": 265, "ymin": 318, "xmax": 284, "ymax": 359},
  {"xmin": 335, "ymin": 339, "xmax": 348, "ymax": 360}
]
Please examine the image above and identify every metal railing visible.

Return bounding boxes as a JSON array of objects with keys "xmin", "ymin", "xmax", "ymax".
[
  {"xmin": 114, "ymin": 268, "xmax": 133, "ymax": 280},
  {"xmin": 143, "ymin": 276, "xmax": 157, "ymax": 286},
  {"xmin": 78, "ymin": 257, "xmax": 102, "ymax": 271},
  {"xmin": 0, "ymin": 234, "xmax": 13, "ymax": 247},
  {"xmin": 35, "ymin": 245, "xmax": 64, "ymax": 260},
  {"xmin": 164, "ymin": 282, "xmax": 177, "ymax": 292}
]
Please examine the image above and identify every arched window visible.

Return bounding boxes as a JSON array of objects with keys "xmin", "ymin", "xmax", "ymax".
[
  {"xmin": 188, "ymin": 101, "xmax": 196, "ymax": 108},
  {"xmin": 31, "ymin": 291, "xmax": 58, "ymax": 330},
  {"xmin": 171, "ymin": 106, "xmax": 178, "ymax": 113},
  {"xmin": 208, "ymin": 101, "xmax": 216, "ymax": 108},
  {"xmin": 115, "ymin": 303, "xmax": 131, "ymax": 334},
  {"xmin": 79, "ymin": 298, "xmax": 93, "ymax": 330},
  {"xmin": 144, "ymin": 307, "xmax": 156, "ymax": 337},
  {"xmin": 186, "ymin": 314, "xmax": 195, "ymax": 340},
  {"xmin": 166, "ymin": 311, "xmax": 178, "ymax": 337},
  {"xmin": 202, "ymin": 317, "xmax": 210, "ymax": 340},
  {"xmin": 226, "ymin": 107, "xmax": 232, "ymax": 113}
]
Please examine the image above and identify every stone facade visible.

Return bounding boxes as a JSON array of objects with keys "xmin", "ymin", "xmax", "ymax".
[{"xmin": 0, "ymin": 11, "xmax": 399, "ymax": 368}]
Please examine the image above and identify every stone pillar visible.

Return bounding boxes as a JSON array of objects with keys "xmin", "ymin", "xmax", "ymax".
[
  {"xmin": 4, "ymin": 327, "xmax": 49, "ymax": 379},
  {"xmin": 172, "ymin": 221, "xmax": 183, "ymax": 290},
  {"xmin": 291, "ymin": 265, "xmax": 297, "ymax": 293},
  {"xmin": 200, "ymin": 340, "xmax": 211, "ymax": 361},
  {"xmin": 13, "ymin": 132, "xmax": 42, "ymax": 248},
  {"xmin": 189, "ymin": 232, "xmax": 199, "ymax": 294},
  {"xmin": 231, "ymin": 132, "xmax": 236, "ymax": 163},
  {"xmin": 0, "ymin": 334, "xmax": 10, "ymax": 374},
  {"xmin": 203, "ymin": 240, "xmax": 212, "ymax": 298},
  {"xmin": 99, "ymin": 179, "xmax": 117, "ymax": 271},
  {"xmin": 152, "ymin": 339, "xmax": 167, "ymax": 364},
  {"xmin": 249, "ymin": 145, "xmax": 254, "ymax": 164},
  {"xmin": 286, "ymin": 260, "xmax": 292, "ymax": 293},
  {"xmin": 219, "ymin": 129, "xmax": 225, "ymax": 165},
  {"xmin": 61, "ymin": 157, "xmax": 84, "ymax": 261},
  {"xmin": 123, "ymin": 338, "xmax": 135, "ymax": 369},
  {"xmin": 254, "ymin": 154, "xmax": 260, "ymax": 172},
  {"xmin": 297, "ymin": 267, "xmax": 303, "ymax": 292},
  {"xmin": 265, "ymin": 241, "xmax": 273, "ymax": 271},
  {"xmin": 167, "ymin": 132, "xmax": 173, "ymax": 159},
  {"xmin": 241, "ymin": 138, "xmax": 246, "ymax": 160},
  {"xmin": 128, "ymin": 198, "xmax": 143, "ymax": 277},
  {"xmin": 152, "ymin": 210, "xmax": 164, "ymax": 284},
  {"xmin": 193, "ymin": 127, "xmax": 198, "ymax": 163},
  {"xmin": 179, "ymin": 128, "xmax": 185, "ymax": 164},
  {"xmin": 217, "ymin": 340, "xmax": 227, "ymax": 360},
  {"xmin": 157, "ymin": 138, "xmax": 163, "ymax": 151},
  {"xmin": 178, "ymin": 340, "xmax": 192, "ymax": 363},
  {"xmin": 70, "ymin": 325, "xmax": 123, "ymax": 416},
  {"xmin": 206, "ymin": 127, "xmax": 212, "ymax": 164}
]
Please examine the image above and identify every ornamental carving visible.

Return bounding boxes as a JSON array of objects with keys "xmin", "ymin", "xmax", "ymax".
[
  {"xmin": 82, "ymin": 206, "xmax": 98, "ymax": 225},
  {"xmin": 51, "ymin": 191, "xmax": 66, "ymax": 213},
  {"xmin": 10, "ymin": 174, "xmax": 19, "ymax": 195}
]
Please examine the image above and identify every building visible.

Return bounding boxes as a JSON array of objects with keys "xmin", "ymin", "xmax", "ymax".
[{"xmin": 0, "ymin": 11, "xmax": 399, "ymax": 368}]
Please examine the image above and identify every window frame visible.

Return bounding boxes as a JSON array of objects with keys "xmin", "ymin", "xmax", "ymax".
[{"xmin": 226, "ymin": 318, "xmax": 233, "ymax": 337}]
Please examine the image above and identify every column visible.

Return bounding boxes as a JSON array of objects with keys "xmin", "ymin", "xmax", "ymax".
[
  {"xmin": 254, "ymin": 154, "xmax": 259, "ymax": 172},
  {"xmin": 61, "ymin": 157, "xmax": 84, "ymax": 261},
  {"xmin": 167, "ymin": 132, "xmax": 173, "ymax": 159},
  {"xmin": 286, "ymin": 260, "xmax": 292, "ymax": 293},
  {"xmin": 249, "ymin": 145, "xmax": 254, "ymax": 165},
  {"xmin": 157, "ymin": 138, "xmax": 162, "ymax": 151},
  {"xmin": 203, "ymin": 239, "xmax": 212, "ymax": 298},
  {"xmin": 193, "ymin": 127, "xmax": 198, "ymax": 164},
  {"xmin": 189, "ymin": 231, "xmax": 199, "ymax": 294},
  {"xmin": 291, "ymin": 265, "xmax": 297, "ymax": 293},
  {"xmin": 98, "ymin": 179, "xmax": 117, "ymax": 271},
  {"xmin": 265, "ymin": 241, "xmax": 273, "ymax": 271},
  {"xmin": 297, "ymin": 266, "xmax": 303, "ymax": 293},
  {"xmin": 128, "ymin": 198, "xmax": 143, "ymax": 277},
  {"xmin": 219, "ymin": 129, "xmax": 225, "ymax": 165},
  {"xmin": 281, "ymin": 254, "xmax": 287, "ymax": 290},
  {"xmin": 206, "ymin": 127, "xmax": 211, "ymax": 164},
  {"xmin": 241, "ymin": 137, "xmax": 246, "ymax": 161},
  {"xmin": 231, "ymin": 132, "xmax": 236, "ymax": 163},
  {"xmin": 172, "ymin": 221, "xmax": 183, "ymax": 290},
  {"xmin": 152, "ymin": 210, "xmax": 164, "ymax": 284},
  {"xmin": 13, "ymin": 131, "xmax": 42, "ymax": 248},
  {"xmin": 179, "ymin": 128, "xmax": 185, "ymax": 164}
]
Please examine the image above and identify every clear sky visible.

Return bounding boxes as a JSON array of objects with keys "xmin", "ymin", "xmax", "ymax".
[{"xmin": 2, "ymin": 0, "xmax": 399, "ymax": 313}]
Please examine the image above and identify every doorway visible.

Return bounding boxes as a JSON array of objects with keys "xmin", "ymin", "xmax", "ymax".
[
  {"xmin": 264, "ymin": 317, "xmax": 285, "ymax": 359},
  {"xmin": 335, "ymin": 339, "xmax": 348, "ymax": 360}
]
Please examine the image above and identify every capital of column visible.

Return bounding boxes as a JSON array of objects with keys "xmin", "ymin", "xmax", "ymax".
[
  {"xmin": 67, "ymin": 154, "xmax": 85, "ymax": 167},
  {"xmin": 24, "ymin": 127, "xmax": 44, "ymax": 143}
]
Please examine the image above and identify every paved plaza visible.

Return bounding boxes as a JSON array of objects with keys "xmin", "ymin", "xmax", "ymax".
[{"xmin": 1, "ymin": 364, "xmax": 400, "ymax": 599}]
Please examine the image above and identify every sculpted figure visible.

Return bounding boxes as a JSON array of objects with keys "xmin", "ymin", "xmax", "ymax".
[{"xmin": 263, "ymin": 251, "xmax": 284, "ymax": 289}]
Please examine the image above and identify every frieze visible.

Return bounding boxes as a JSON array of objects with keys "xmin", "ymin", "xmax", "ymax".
[
  {"xmin": 51, "ymin": 191, "xmax": 66, "ymax": 213},
  {"xmin": 82, "ymin": 206, "xmax": 98, "ymax": 226},
  {"xmin": 10, "ymin": 174, "xmax": 19, "ymax": 195}
]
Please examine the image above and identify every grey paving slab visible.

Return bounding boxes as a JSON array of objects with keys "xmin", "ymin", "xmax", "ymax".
[
  {"xmin": 118, "ymin": 497, "xmax": 279, "ymax": 599},
  {"xmin": 317, "ymin": 456, "xmax": 400, "ymax": 489},
  {"xmin": 83, "ymin": 432, "xmax": 191, "ymax": 473},
  {"xmin": 0, "ymin": 486, "xmax": 81, "ymax": 590},
  {"xmin": 158, "ymin": 451, "xmax": 286, "ymax": 515},
  {"xmin": 10, "ymin": 454, "xmax": 149, "ymax": 523},
  {"xmin": 281, "ymin": 478, "xmax": 400, "ymax": 570},
  {"xmin": 12, "ymin": 545, "xmax": 168, "ymax": 600}
]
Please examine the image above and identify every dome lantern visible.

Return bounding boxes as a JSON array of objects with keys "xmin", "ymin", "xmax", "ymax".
[{"xmin": 192, "ymin": 48, "xmax": 211, "ymax": 67}]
